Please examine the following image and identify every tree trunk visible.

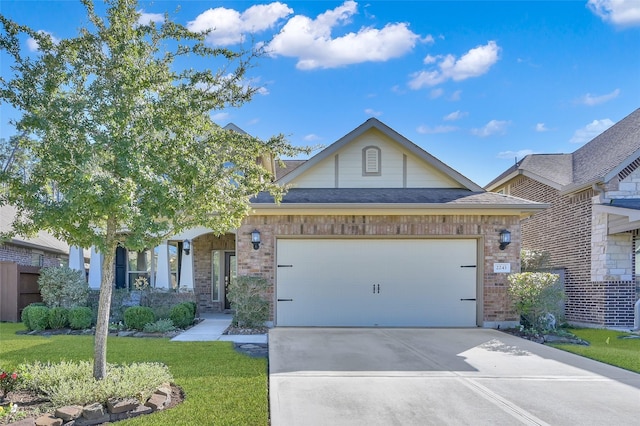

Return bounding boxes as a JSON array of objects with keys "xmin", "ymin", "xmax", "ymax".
[{"xmin": 93, "ymin": 217, "xmax": 117, "ymax": 380}]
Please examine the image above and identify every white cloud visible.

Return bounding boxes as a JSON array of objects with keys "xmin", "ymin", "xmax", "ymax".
[
  {"xmin": 26, "ymin": 30, "xmax": 60, "ymax": 52},
  {"xmin": 471, "ymin": 119, "xmax": 509, "ymax": 137},
  {"xmin": 569, "ymin": 118, "xmax": 614, "ymax": 143},
  {"xmin": 304, "ymin": 134, "xmax": 322, "ymax": 142},
  {"xmin": 576, "ymin": 88, "xmax": 620, "ymax": 106},
  {"xmin": 364, "ymin": 108, "xmax": 382, "ymax": 116},
  {"xmin": 188, "ymin": 2, "xmax": 293, "ymax": 46},
  {"xmin": 429, "ymin": 88, "xmax": 444, "ymax": 99},
  {"xmin": 444, "ymin": 110, "xmax": 467, "ymax": 121},
  {"xmin": 211, "ymin": 112, "xmax": 230, "ymax": 121},
  {"xmin": 416, "ymin": 124, "xmax": 457, "ymax": 134},
  {"xmin": 137, "ymin": 10, "xmax": 164, "ymax": 26},
  {"xmin": 497, "ymin": 149, "xmax": 534, "ymax": 160},
  {"xmin": 409, "ymin": 41, "xmax": 501, "ymax": 89},
  {"xmin": 588, "ymin": 0, "xmax": 640, "ymax": 28},
  {"xmin": 535, "ymin": 123, "xmax": 550, "ymax": 132},
  {"xmin": 267, "ymin": 1, "xmax": 421, "ymax": 69},
  {"xmin": 449, "ymin": 90, "xmax": 462, "ymax": 101}
]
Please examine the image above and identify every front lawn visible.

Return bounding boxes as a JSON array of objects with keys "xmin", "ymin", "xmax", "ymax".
[
  {"xmin": 0, "ymin": 322, "xmax": 268, "ymax": 425},
  {"xmin": 549, "ymin": 328, "xmax": 640, "ymax": 374}
]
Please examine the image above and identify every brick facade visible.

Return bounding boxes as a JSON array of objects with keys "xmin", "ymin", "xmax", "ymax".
[
  {"xmin": 191, "ymin": 233, "xmax": 235, "ymax": 313},
  {"xmin": 0, "ymin": 242, "xmax": 67, "ymax": 269},
  {"xmin": 504, "ymin": 175, "xmax": 636, "ymax": 328},
  {"xmin": 234, "ymin": 213, "xmax": 522, "ymax": 326}
]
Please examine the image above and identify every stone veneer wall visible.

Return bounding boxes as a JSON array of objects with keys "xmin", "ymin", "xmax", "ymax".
[
  {"xmin": 192, "ymin": 233, "xmax": 235, "ymax": 313},
  {"xmin": 236, "ymin": 214, "xmax": 521, "ymax": 326},
  {"xmin": 505, "ymin": 176, "xmax": 635, "ymax": 327}
]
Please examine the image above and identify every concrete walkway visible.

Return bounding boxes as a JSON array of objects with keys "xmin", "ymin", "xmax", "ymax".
[
  {"xmin": 269, "ymin": 328, "xmax": 640, "ymax": 426},
  {"xmin": 170, "ymin": 313, "xmax": 268, "ymax": 344}
]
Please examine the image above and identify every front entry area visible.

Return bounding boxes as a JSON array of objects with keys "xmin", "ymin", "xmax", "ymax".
[{"xmin": 275, "ymin": 239, "xmax": 478, "ymax": 327}]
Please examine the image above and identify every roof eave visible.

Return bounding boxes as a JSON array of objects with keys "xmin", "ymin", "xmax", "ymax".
[
  {"xmin": 250, "ymin": 202, "xmax": 548, "ymax": 217},
  {"xmin": 559, "ymin": 177, "xmax": 603, "ymax": 196}
]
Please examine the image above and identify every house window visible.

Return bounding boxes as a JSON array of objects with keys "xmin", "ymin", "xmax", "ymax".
[
  {"xmin": 212, "ymin": 251, "xmax": 224, "ymax": 302},
  {"xmin": 31, "ymin": 251, "xmax": 44, "ymax": 267},
  {"xmin": 128, "ymin": 250, "xmax": 152, "ymax": 289},
  {"xmin": 362, "ymin": 146, "xmax": 381, "ymax": 176}
]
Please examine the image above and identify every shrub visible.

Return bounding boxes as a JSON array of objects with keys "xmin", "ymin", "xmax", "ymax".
[
  {"xmin": 48, "ymin": 307, "xmax": 69, "ymax": 329},
  {"xmin": 507, "ymin": 272, "xmax": 564, "ymax": 331},
  {"xmin": 38, "ymin": 266, "xmax": 89, "ymax": 309},
  {"xmin": 143, "ymin": 319, "xmax": 176, "ymax": 333},
  {"xmin": 169, "ymin": 303, "xmax": 193, "ymax": 329},
  {"xmin": 183, "ymin": 301, "xmax": 197, "ymax": 318},
  {"xmin": 227, "ymin": 276, "xmax": 269, "ymax": 328},
  {"xmin": 25, "ymin": 305, "xmax": 50, "ymax": 331},
  {"xmin": 18, "ymin": 360, "xmax": 172, "ymax": 406},
  {"xmin": 20, "ymin": 303, "xmax": 44, "ymax": 330},
  {"xmin": 124, "ymin": 306, "xmax": 155, "ymax": 331},
  {"xmin": 68, "ymin": 307, "xmax": 93, "ymax": 330}
]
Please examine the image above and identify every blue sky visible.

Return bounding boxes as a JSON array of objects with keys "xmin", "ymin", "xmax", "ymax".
[{"xmin": 1, "ymin": 0, "xmax": 639, "ymax": 186}]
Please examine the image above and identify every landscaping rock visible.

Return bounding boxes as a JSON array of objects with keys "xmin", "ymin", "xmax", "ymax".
[
  {"xmin": 144, "ymin": 392, "xmax": 169, "ymax": 411},
  {"xmin": 234, "ymin": 342, "xmax": 268, "ymax": 357},
  {"xmin": 74, "ymin": 412, "xmax": 111, "ymax": 426},
  {"xmin": 111, "ymin": 404, "xmax": 153, "ymax": 421},
  {"xmin": 54, "ymin": 405, "xmax": 82, "ymax": 421},
  {"xmin": 34, "ymin": 414, "xmax": 62, "ymax": 426},
  {"xmin": 155, "ymin": 385, "xmax": 172, "ymax": 397},
  {"xmin": 81, "ymin": 403, "xmax": 104, "ymax": 420},
  {"xmin": 106, "ymin": 397, "xmax": 139, "ymax": 414}
]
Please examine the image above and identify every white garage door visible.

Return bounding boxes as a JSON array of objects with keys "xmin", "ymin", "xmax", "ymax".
[{"xmin": 276, "ymin": 239, "xmax": 478, "ymax": 327}]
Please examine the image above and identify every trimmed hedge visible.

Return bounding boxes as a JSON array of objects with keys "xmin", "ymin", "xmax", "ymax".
[
  {"xmin": 169, "ymin": 303, "xmax": 194, "ymax": 329},
  {"xmin": 124, "ymin": 306, "xmax": 155, "ymax": 331},
  {"xmin": 25, "ymin": 305, "xmax": 50, "ymax": 331},
  {"xmin": 48, "ymin": 307, "xmax": 69, "ymax": 329},
  {"xmin": 68, "ymin": 307, "xmax": 93, "ymax": 330}
]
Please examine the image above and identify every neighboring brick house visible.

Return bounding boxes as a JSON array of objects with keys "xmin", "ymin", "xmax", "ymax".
[
  {"xmin": 1, "ymin": 204, "xmax": 75, "ymax": 321},
  {"xmin": 0, "ymin": 205, "xmax": 71, "ymax": 269},
  {"xmin": 486, "ymin": 108, "xmax": 640, "ymax": 328}
]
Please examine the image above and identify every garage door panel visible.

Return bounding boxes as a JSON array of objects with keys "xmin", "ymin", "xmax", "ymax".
[{"xmin": 276, "ymin": 239, "xmax": 477, "ymax": 327}]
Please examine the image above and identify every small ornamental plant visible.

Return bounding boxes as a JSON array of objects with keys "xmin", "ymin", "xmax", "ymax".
[{"xmin": 0, "ymin": 370, "xmax": 20, "ymax": 398}]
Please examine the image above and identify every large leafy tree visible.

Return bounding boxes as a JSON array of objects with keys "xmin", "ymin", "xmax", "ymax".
[{"xmin": 0, "ymin": 0, "xmax": 301, "ymax": 379}]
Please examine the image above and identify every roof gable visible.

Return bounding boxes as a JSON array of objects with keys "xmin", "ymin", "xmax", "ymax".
[{"xmin": 279, "ymin": 118, "xmax": 482, "ymax": 191}]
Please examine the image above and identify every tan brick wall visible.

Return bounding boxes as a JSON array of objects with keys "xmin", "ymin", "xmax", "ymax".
[
  {"xmin": 505, "ymin": 176, "xmax": 635, "ymax": 327},
  {"xmin": 237, "ymin": 214, "xmax": 521, "ymax": 326}
]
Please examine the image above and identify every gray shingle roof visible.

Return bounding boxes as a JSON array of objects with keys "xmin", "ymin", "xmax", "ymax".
[
  {"xmin": 275, "ymin": 160, "xmax": 306, "ymax": 180},
  {"xmin": 572, "ymin": 108, "xmax": 640, "ymax": 186},
  {"xmin": 251, "ymin": 188, "xmax": 545, "ymax": 207},
  {"xmin": 486, "ymin": 108, "xmax": 640, "ymax": 192}
]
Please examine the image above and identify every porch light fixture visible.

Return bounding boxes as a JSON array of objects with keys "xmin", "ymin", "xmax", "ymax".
[
  {"xmin": 499, "ymin": 230, "xmax": 511, "ymax": 250},
  {"xmin": 183, "ymin": 239, "xmax": 191, "ymax": 255},
  {"xmin": 251, "ymin": 229, "xmax": 261, "ymax": 250}
]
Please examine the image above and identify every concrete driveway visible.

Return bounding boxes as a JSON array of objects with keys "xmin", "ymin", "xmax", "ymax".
[{"xmin": 269, "ymin": 328, "xmax": 640, "ymax": 425}]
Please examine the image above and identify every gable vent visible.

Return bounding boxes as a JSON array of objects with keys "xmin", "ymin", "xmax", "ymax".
[
  {"xmin": 618, "ymin": 157, "xmax": 640, "ymax": 181},
  {"xmin": 362, "ymin": 146, "xmax": 381, "ymax": 176}
]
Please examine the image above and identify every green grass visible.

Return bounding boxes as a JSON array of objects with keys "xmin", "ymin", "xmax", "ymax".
[
  {"xmin": 550, "ymin": 328, "xmax": 640, "ymax": 373},
  {"xmin": 0, "ymin": 322, "xmax": 268, "ymax": 425}
]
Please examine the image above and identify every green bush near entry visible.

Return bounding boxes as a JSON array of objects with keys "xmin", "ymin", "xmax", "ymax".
[{"xmin": 124, "ymin": 306, "xmax": 155, "ymax": 331}]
